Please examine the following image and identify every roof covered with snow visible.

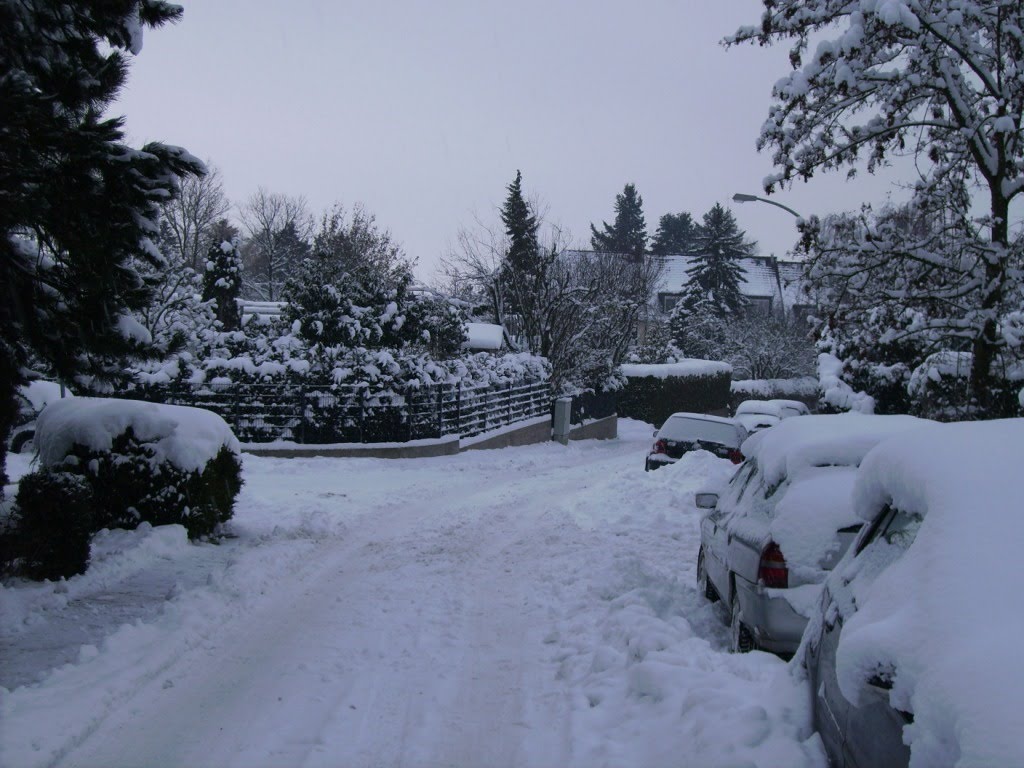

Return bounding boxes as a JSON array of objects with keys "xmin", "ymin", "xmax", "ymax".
[
  {"xmin": 658, "ymin": 254, "xmax": 809, "ymax": 309},
  {"xmin": 621, "ymin": 360, "xmax": 732, "ymax": 379},
  {"xmin": 742, "ymin": 413, "xmax": 931, "ymax": 488}
]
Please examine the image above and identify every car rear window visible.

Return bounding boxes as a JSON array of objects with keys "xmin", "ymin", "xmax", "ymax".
[{"xmin": 659, "ymin": 417, "xmax": 740, "ymax": 447}]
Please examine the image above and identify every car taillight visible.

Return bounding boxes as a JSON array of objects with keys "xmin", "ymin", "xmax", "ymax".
[
  {"xmin": 728, "ymin": 449, "xmax": 744, "ymax": 464},
  {"xmin": 759, "ymin": 542, "xmax": 788, "ymax": 588},
  {"xmin": 652, "ymin": 438, "xmax": 668, "ymax": 454}
]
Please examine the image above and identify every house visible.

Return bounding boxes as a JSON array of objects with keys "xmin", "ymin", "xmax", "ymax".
[{"xmin": 655, "ymin": 254, "xmax": 812, "ymax": 321}]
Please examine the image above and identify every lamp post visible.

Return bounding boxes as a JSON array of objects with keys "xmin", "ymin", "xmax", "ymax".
[{"xmin": 732, "ymin": 192, "xmax": 801, "ymax": 219}]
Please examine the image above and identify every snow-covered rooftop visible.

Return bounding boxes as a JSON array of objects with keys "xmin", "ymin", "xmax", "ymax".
[{"xmin": 658, "ymin": 254, "xmax": 809, "ymax": 309}]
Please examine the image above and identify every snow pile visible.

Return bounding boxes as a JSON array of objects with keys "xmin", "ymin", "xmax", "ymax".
[
  {"xmin": 743, "ymin": 413, "xmax": 929, "ymax": 489},
  {"xmin": 621, "ymin": 359, "xmax": 732, "ymax": 380},
  {"xmin": 817, "ymin": 353, "xmax": 875, "ymax": 414},
  {"xmin": 832, "ymin": 419, "xmax": 1024, "ymax": 767},
  {"xmin": 35, "ymin": 398, "xmax": 240, "ymax": 473}
]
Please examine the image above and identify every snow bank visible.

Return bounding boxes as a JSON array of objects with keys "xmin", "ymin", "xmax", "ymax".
[
  {"xmin": 743, "ymin": 413, "xmax": 929, "ymax": 489},
  {"xmin": 621, "ymin": 359, "xmax": 732, "ymax": 379},
  {"xmin": 833, "ymin": 419, "xmax": 1024, "ymax": 767},
  {"xmin": 35, "ymin": 398, "xmax": 240, "ymax": 473}
]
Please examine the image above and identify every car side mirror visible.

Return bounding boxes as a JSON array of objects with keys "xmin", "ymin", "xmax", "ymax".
[{"xmin": 695, "ymin": 492, "xmax": 719, "ymax": 510}]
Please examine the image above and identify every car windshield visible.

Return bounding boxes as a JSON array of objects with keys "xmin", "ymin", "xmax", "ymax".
[{"xmin": 659, "ymin": 417, "xmax": 740, "ymax": 447}]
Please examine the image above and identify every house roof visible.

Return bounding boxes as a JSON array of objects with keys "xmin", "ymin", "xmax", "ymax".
[{"xmin": 657, "ymin": 254, "xmax": 808, "ymax": 308}]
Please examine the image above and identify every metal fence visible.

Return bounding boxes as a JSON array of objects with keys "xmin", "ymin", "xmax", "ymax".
[
  {"xmin": 130, "ymin": 379, "xmax": 552, "ymax": 444},
  {"xmin": 569, "ymin": 390, "xmax": 617, "ymax": 425}
]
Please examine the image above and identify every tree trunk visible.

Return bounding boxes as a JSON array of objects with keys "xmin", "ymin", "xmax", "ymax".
[{"xmin": 971, "ymin": 190, "xmax": 1009, "ymax": 415}]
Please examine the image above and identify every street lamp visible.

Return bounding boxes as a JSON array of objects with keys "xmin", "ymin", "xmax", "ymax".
[{"xmin": 732, "ymin": 192, "xmax": 801, "ymax": 219}]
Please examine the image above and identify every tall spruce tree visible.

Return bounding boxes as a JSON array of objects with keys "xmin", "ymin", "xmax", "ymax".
[
  {"xmin": 685, "ymin": 203, "xmax": 753, "ymax": 318},
  {"xmin": 650, "ymin": 212, "xmax": 699, "ymax": 256},
  {"xmin": 498, "ymin": 171, "xmax": 547, "ymax": 351},
  {"xmin": 500, "ymin": 171, "xmax": 540, "ymax": 280},
  {"xmin": 202, "ymin": 239, "xmax": 243, "ymax": 331},
  {"xmin": 590, "ymin": 183, "xmax": 648, "ymax": 260},
  {"xmin": 0, "ymin": 1, "xmax": 204, "ymax": 488}
]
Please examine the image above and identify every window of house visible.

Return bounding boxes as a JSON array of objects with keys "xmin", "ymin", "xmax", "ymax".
[
  {"xmin": 747, "ymin": 296, "xmax": 773, "ymax": 314},
  {"xmin": 660, "ymin": 294, "xmax": 681, "ymax": 313}
]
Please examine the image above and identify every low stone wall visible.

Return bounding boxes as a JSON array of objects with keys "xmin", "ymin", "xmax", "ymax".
[
  {"xmin": 243, "ymin": 413, "xmax": 618, "ymax": 459},
  {"xmin": 568, "ymin": 415, "xmax": 617, "ymax": 441}
]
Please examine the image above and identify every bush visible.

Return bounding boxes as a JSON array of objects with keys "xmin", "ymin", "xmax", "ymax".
[
  {"xmin": 617, "ymin": 363, "xmax": 732, "ymax": 427},
  {"xmin": 59, "ymin": 427, "xmax": 243, "ymax": 539},
  {"xmin": 11, "ymin": 471, "xmax": 95, "ymax": 580}
]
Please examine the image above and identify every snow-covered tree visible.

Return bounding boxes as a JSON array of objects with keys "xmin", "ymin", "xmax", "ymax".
[
  {"xmin": 0, "ymin": 0, "xmax": 203, "ymax": 488},
  {"xmin": 729, "ymin": 1, "xmax": 1024, "ymax": 416},
  {"xmin": 590, "ymin": 183, "xmax": 648, "ymax": 260},
  {"xmin": 203, "ymin": 239, "xmax": 243, "ymax": 331}
]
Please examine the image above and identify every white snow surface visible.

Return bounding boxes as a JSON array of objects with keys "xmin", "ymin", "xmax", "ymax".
[
  {"xmin": 464, "ymin": 322, "xmax": 504, "ymax": 350},
  {"xmin": 34, "ymin": 398, "xmax": 240, "ymax": 473},
  {"xmin": 18, "ymin": 381, "xmax": 73, "ymax": 413},
  {"xmin": 833, "ymin": 419, "xmax": 1024, "ymax": 767},
  {"xmin": 0, "ymin": 421, "xmax": 824, "ymax": 768},
  {"xmin": 743, "ymin": 413, "xmax": 930, "ymax": 489},
  {"xmin": 621, "ymin": 359, "xmax": 732, "ymax": 379}
]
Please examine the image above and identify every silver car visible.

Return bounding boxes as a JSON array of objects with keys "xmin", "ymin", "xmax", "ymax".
[{"xmin": 696, "ymin": 414, "xmax": 928, "ymax": 655}]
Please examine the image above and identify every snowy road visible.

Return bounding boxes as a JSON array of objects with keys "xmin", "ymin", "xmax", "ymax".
[{"xmin": 1, "ymin": 421, "xmax": 823, "ymax": 768}]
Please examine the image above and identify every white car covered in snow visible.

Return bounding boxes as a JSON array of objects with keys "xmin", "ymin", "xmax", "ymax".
[
  {"xmin": 804, "ymin": 418, "xmax": 1024, "ymax": 768},
  {"xmin": 733, "ymin": 399, "xmax": 810, "ymax": 434},
  {"xmin": 696, "ymin": 413, "xmax": 929, "ymax": 655}
]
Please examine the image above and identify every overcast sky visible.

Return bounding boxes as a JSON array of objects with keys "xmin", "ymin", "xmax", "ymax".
[{"xmin": 115, "ymin": 1, "xmax": 905, "ymax": 281}]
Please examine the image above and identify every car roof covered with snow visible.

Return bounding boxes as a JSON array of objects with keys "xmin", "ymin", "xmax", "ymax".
[
  {"xmin": 735, "ymin": 399, "xmax": 787, "ymax": 418},
  {"xmin": 742, "ymin": 413, "xmax": 931, "ymax": 489},
  {"xmin": 830, "ymin": 418, "xmax": 1024, "ymax": 767}
]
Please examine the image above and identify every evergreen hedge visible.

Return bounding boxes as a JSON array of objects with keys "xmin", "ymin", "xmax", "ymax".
[
  {"xmin": 10, "ymin": 471, "xmax": 96, "ymax": 580},
  {"xmin": 617, "ymin": 369, "xmax": 732, "ymax": 428}
]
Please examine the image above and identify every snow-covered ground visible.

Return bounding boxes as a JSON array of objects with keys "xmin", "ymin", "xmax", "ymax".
[{"xmin": 0, "ymin": 421, "xmax": 823, "ymax": 768}]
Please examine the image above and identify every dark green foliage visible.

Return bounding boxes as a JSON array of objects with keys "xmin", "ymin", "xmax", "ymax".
[
  {"xmin": 616, "ymin": 371, "xmax": 732, "ymax": 428},
  {"xmin": 500, "ymin": 171, "xmax": 541, "ymax": 280},
  {"xmin": 12, "ymin": 471, "xmax": 96, "ymax": 580},
  {"xmin": 202, "ymin": 239, "xmax": 243, "ymax": 331},
  {"xmin": 686, "ymin": 204, "xmax": 753, "ymax": 317},
  {"xmin": 0, "ymin": 0, "xmax": 202, "ymax": 492},
  {"xmin": 650, "ymin": 212, "xmax": 699, "ymax": 256},
  {"xmin": 590, "ymin": 184, "xmax": 648, "ymax": 260},
  {"xmin": 59, "ymin": 429, "xmax": 242, "ymax": 539}
]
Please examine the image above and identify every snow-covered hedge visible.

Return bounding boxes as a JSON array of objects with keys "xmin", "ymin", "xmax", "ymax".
[
  {"xmin": 617, "ymin": 360, "xmax": 732, "ymax": 427},
  {"xmin": 5, "ymin": 399, "xmax": 243, "ymax": 580},
  {"xmin": 729, "ymin": 377, "xmax": 818, "ymax": 412}
]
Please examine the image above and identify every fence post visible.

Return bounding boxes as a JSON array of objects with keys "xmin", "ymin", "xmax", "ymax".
[
  {"xmin": 436, "ymin": 385, "xmax": 443, "ymax": 439},
  {"xmin": 407, "ymin": 386, "xmax": 414, "ymax": 442},
  {"xmin": 297, "ymin": 386, "xmax": 306, "ymax": 444},
  {"xmin": 456, "ymin": 382, "xmax": 462, "ymax": 433},
  {"xmin": 359, "ymin": 388, "xmax": 366, "ymax": 443},
  {"xmin": 508, "ymin": 381, "xmax": 513, "ymax": 425},
  {"xmin": 553, "ymin": 396, "xmax": 573, "ymax": 445}
]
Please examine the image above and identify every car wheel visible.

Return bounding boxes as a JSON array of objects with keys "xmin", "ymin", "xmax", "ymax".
[
  {"xmin": 697, "ymin": 549, "xmax": 718, "ymax": 603},
  {"xmin": 10, "ymin": 429, "xmax": 34, "ymax": 454},
  {"xmin": 730, "ymin": 597, "xmax": 757, "ymax": 653}
]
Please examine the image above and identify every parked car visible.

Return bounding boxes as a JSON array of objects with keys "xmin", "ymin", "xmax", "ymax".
[
  {"xmin": 766, "ymin": 398, "xmax": 810, "ymax": 418},
  {"xmin": 695, "ymin": 413, "xmax": 929, "ymax": 655},
  {"xmin": 8, "ymin": 380, "xmax": 72, "ymax": 453},
  {"xmin": 803, "ymin": 419, "xmax": 1024, "ymax": 768},
  {"xmin": 645, "ymin": 412, "xmax": 747, "ymax": 471},
  {"xmin": 733, "ymin": 411, "xmax": 780, "ymax": 435}
]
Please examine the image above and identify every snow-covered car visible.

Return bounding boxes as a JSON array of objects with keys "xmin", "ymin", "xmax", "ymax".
[
  {"xmin": 696, "ymin": 413, "xmax": 929, "ymax": 655},
  {"xmin": 8, "ymin": 380, "xmax": 73, "ymax": 453},
  {"xmin": 766, "ymin": 399, "xmax": 810, "ymax": 418},
  {"xmin": 645, "ymin": 412, "xmax": 747, "ymax": 471},
  {"xmin": 733, "ymin": 411, "xmax": 780, "ymax": 435},
  {"xmin": 803, "ymin": 419, "xmax": 1024, "ymax": 768}
]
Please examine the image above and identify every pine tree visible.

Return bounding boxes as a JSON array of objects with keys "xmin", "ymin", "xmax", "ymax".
[
  {"xmin": 590, "ymin": 183, "xmax": 648, "ymax": 260},
  {"xmin": 0, "ymin": 1, "xmax": 204, "ymax": 488},
  {"xmin": 650, "ymin": 212, "xmax": 699, "ymax": 256},
  {"xmin": 686, "ymin": 203, "xmax": 753, "ymax": 318},
  {"xmin": 203, "ymin": 239, "xmax": 243, "ymax": 331},
  {"xmin": 500, "ymin": 171, "xmax": 540, "ymax": 279}
]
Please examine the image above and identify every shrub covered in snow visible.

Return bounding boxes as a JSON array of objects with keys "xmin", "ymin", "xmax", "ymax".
[
  {"xmin": 9, "ymin": 471, "xmax": 96, "ymax": 580},
  {"xmin": 617, "ymin": 361, "xmax": 732, "ymax": 426},
  {"xmin": 908, "ymin": 350, "xmax": 1023, "ymax": 421},
  {"xmin": 33, "ymin": 398, "xmax": 242, "ymax": 543}
]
